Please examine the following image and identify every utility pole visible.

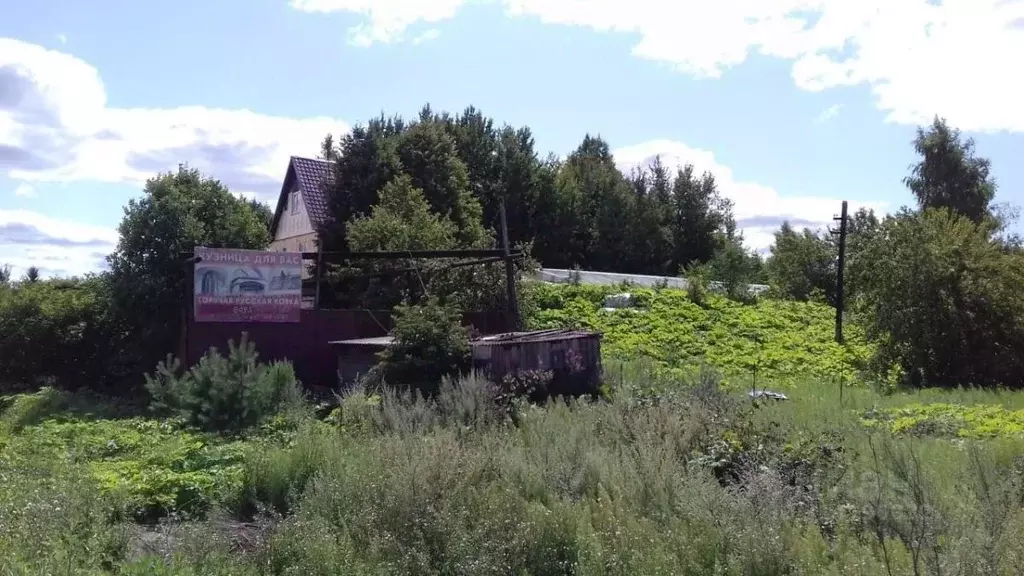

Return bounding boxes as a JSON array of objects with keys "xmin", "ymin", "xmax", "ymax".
[
  {"xmin": 499, "ymin": 200, "xmax": 521, "ymax": 331},
  {"xmin": 831, "ymin": 201, "xmax": 848, "ymax": 344}
]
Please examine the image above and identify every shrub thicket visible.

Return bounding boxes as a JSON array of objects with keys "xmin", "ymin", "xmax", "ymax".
[{"xmin": 0, "ymin": 276, "xmax": 128, "ymax": 394}]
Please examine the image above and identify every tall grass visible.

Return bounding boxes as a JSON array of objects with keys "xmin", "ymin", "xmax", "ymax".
[{"xmin": 3, "ymin": 366, "xmax": 1024, "ymax": 574}]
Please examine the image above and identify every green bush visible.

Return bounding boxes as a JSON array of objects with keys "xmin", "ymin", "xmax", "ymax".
[
  {"xmin": 371, "ymin": 296, "xmax": 471, "ymax": 396},
  {"xmin": 144, "ymin": 333, "xmax": 306, "ymax": 434},
  {"xmin": 0, "ymin": 276, "xmax": 127, "ymax": 393}
]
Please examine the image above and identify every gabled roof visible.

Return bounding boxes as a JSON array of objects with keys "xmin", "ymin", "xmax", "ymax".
[{"xmin": 269, "ymin": 156, "xmax": 334, "ymax": 236}]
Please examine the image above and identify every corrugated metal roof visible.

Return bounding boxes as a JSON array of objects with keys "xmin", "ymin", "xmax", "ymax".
[
  {"xmin": 327, "ymin": 336, "xmax": 394, "ymax": 347},
  {"xmin": 471, "ymin": 328, "xmax": 600, "ymax": 346}
]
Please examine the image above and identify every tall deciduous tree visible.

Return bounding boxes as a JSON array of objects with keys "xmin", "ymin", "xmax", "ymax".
[
  {"xmin": 905, "ymin": 116, "xmax": 996, "ymax": 224},
  {"xmin": 107, "ymin": 165, "xmax": 271, "ymax": 368},
  {"xmin": 854, "ymin": 209, "xmax": 1024, "ymax": 389}
]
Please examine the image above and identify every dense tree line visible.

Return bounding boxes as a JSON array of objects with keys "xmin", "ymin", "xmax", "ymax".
[{"xmin": 316, "ymin": 105, "xmax": 756, "ymax": 280}]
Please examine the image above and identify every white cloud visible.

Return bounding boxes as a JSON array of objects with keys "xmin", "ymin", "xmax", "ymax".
[
  {"xmin": 413, "ymin": 29, "xmax": 442, "ymax": 44},
  {"xmin": 292, "ymin": 0, "xmax": 1024, "ymax": 132},
  {"xmin": 816, "ymin": 104, "xmax": 842, "ymax": 123},
  {"xmin": 0, "ymin": 38, "xmax": 350, "ymax": 199},
  {"xmin": 13, "ymin": 183, "xmax": 36, "ymax": 197},
  {"xmin": 289, "ymin": 0, "xmax": 464, "ymax": 46},
  {"xmin": 56, "ymin": 33, "xmax": 67, "ymax": 45},
  {"xmin": 0, "ymin": 209, "xmax": 117, "ymax": 279},
  {"xmin": 612, "ymin": 139, "xmax": 888, "ymax": 251}
]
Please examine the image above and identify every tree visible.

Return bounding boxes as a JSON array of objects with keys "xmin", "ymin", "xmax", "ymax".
[
  {"xmin": 0, "ymin": 264, "xmax": 11, "ymax": 285},
  {"xmin": 318, "ymin": 116, "xmax": 405, "ymax": 251},
  {"xmin": 346, "ymin": 174, "xmax": 459, "ymax": 254},
  {"xmin": 853, "ymin": 209, "xmax": 1024, "ymax": 389},
  {"xmin": 766, "ymin": 222, "xmax": 836, "ymax": 303},
  {"xmin": 708, "ymin": 229, "xmax": 764, "ymax": 301},
  {"xmin": 22, "ymin": 266, "xmax": 40, "ymax": 283},
  {"xmin": 905, "ymin": 116, "xmax": 996, "ymax": 224},
  {"xmin": 371, "ymin": 295, "xmax": 471, "ymax": 396},
  {"xmin": 395, "ymin": 116, "xmax": 487, "ymax": 247},
  {"xmin": 107, "ymin": 165, "xmax": 271, "ymax": 371},
  {"xmin": 247, "ymin": 198, "xmax": 274, "ymax": 232},
  {"xmin": 554, "ymin": 135, "xmax": 636, "ymax": 271},
  {"xmin": 671, "ymin": 166, "xmax": 731, "ymax": 270},
  {"xmin": 635, "ymin": 157, "xmax": 676, "ymax": 275}
]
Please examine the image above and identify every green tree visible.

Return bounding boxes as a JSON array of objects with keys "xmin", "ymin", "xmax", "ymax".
[
  {"xmin": 854, "ymin": 209, "xmax": 1024, "ymax": 389},
  {"xmin": 555, "ymin": 135, "xmax": 636, "ymax": 271},
  {"xmin": 0, "ymin": 264, "xmax": 12, "ymax": 285},
  {"xmin": 318, "ymin": 116, "xmax": 405, "ymax": 251},
  {"xmin": 0, "ymin": 275, "xmax": 122, "ymax": 392},
  {"xmin": 905, "ymin": 117, "xmax": 996, "ymax": 224},
  {"xmin": 395, "ymin": 114, "xmax": 487, "ymax": 247},
  {"xmin": 670, "ymin": 166, "xmax": 731, "ymax": 270},
  {"xmin": 767, "ymin": 222, "xmax": 836, "ymax": 303},
  {"xmin": 347, "ymin": 174, "xmax": 460, "ymax": 254},
  {"xmin": 708, "ymin": 223, "xmax": 763, "ymax": 301},
  {"xmin": 107, "ymin": 165, "xmax": 271, "ymax": 371},
  {"xmin": 371, "ymin": 295, "xmax": 471, "ymax": 396},
  {"xmin": 247, "ymin": 198, "xmax": 274, "ymax": 232},
  {"xmin": 22, "ymin": 266, "xmax": 40, "ymax": 283}
]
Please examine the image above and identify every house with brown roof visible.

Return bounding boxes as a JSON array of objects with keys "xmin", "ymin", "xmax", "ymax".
[{"xmin": 268, "ymin": 156, "xmax": 333, "ymax": 254}]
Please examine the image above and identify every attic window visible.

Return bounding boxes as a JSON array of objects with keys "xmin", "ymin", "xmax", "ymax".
[{"xmin": 290, "ymin": 191, "xmax": 299, "ymax": 215}]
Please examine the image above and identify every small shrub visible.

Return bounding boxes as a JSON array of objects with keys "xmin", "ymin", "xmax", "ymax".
[
  {"xmin": 683, "ymin": 263, "xmax": 710, "ymax": 307},
  {"xmin": 144, "ymin": 333, "xmax": 305, "ymax": 434},
  {"xmin": 372, "ymin": 296, "xmax": 471, "ymax": 396}
]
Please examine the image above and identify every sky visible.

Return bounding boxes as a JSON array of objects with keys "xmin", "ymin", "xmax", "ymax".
[{"xmin": 2, "ymin": 0, "xmax": 1023, "ymax": 278}]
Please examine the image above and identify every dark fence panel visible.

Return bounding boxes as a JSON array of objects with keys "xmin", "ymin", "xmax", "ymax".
[{"xmin": 182, "ymin": 309, "xmax": 512, "ymax": 387}]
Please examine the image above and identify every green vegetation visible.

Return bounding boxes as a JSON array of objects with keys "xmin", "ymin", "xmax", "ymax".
[
  {"xmin": 529, "ymin": 283, "xmax": 872, "ymax": 388},
  {"xmin": 3, "ymin": 107, "xmax": 1024, "ymax": 573},
  {"xmin": 4, "ymin": 361, "xmax": 1024, "ymax": 574},
  {"xmin": 862, "ymin": 402, "xmax": 1024, "ymax": 439}
]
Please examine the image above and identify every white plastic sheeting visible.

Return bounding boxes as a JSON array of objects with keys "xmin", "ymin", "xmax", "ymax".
[{"xmin": 534, "ymin": 268, "xmax": 770, "ymax": 295}]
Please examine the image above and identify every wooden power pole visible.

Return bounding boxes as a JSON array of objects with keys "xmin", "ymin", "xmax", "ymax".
[
  {"xmin": 831, "ymin": 200, "xmax": 848, "ymax": 344},
  {"xmin": 499, "ymin": 200, "xmax": 521, "ymax": 331}
]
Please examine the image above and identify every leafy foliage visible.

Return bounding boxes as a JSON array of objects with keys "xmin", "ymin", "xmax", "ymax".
[
  {"xmin": 370, "ymin": 296, "xmax": 471, "ymax": 396},
  {"xmin": 527, "ymin": 283, "xmax": 871, "ymax": 387},
  {"xmin": 1, "ymin": 389, "xmax": 246, "ymax": 522},
  {"xmin": 318, "ymin": 106, "xmax": 738, "ymax": 281},
  {"xmin": 853, "ymin": 209, "xmax": 1024, "ymax": 388},
  {"xmin": 107, "ymin": 165, "xmax": 272, "ymax": 373},
  {"xmin": 144, "ymin": 334, "xmax": 305, "ymax": 433},
  {"xmin": 861, "ymin": 402, "xmax": 1024, "ymax": 439},
  {"xmin": 905, "ymin": 116, "xmax": 996, "ymax": 224},
  {"xmin": 0, "ymin": 276, "xmax": 128, "ymax": 393}
]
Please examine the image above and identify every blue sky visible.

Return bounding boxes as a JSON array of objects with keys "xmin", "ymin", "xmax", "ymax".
[{"xmin": 2, "ymin": 0, "xmax": 1022, "ymax": 277}]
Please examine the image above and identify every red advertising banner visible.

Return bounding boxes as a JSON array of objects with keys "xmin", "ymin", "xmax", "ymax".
[{"xmin": 193, "ymin": 247, "xmax": 303, "ymax": 323}]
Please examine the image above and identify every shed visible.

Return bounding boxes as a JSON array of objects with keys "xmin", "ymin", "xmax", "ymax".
[
  {"xmin": 470, "ymin": 329, "xmax": 603, "ymax": 397},
  {"xmin": 328, "ymin": 336, "xmax": 393, "ymax": 385}
]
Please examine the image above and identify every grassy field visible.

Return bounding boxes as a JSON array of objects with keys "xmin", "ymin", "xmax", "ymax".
[{"xmin": 2, "ymin": 284, "xmax": 1024, "ymax": 574}]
